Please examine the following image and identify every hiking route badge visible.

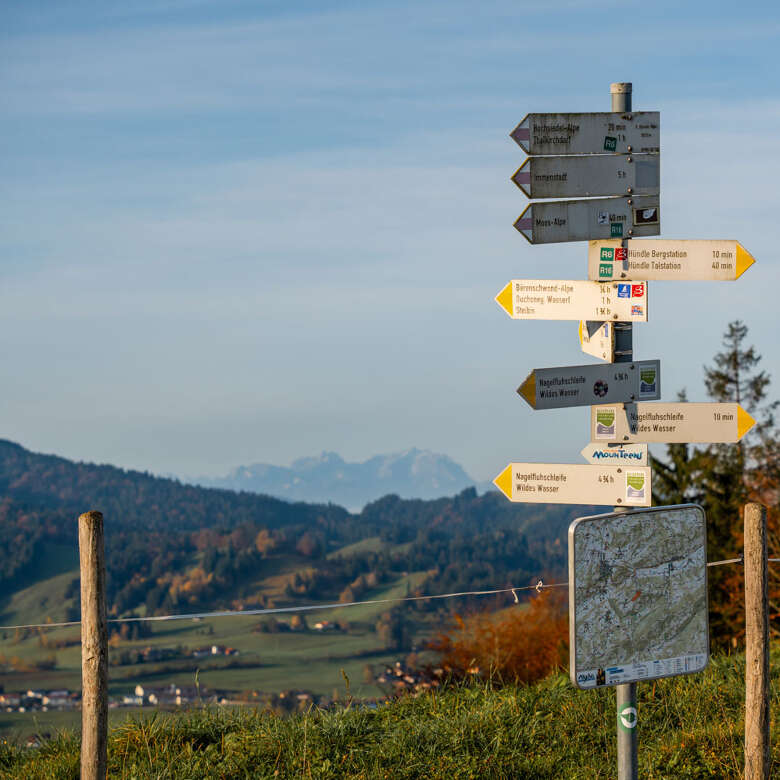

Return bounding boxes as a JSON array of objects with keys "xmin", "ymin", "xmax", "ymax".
[{"xmin": 568, "ymin": 504, "xmax": 709, "ymax": 689}]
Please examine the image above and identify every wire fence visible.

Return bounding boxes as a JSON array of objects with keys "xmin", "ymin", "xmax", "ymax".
[{"xmin": 0, "ymin": 553, "xmax": 774, "ymax": 633}]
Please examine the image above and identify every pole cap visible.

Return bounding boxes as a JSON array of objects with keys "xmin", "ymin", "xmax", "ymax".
[{"xmin": 610, "ymin": 82, "xmax": 633, "ymax": 94}]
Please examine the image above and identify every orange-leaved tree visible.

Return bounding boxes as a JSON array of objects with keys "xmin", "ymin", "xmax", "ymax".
[{"xmin": 428, "ymin": 590, "xmax": 568, "ymax": 685}]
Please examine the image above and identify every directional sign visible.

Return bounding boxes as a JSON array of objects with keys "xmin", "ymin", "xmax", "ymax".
[
  {"xmin": 589, "ymin": 239, "xmax": 756, "ymax": 281},
  {"xmin": 518, "ymin": 360, "xmax": 661, "ymax": 410},
  {"xmin": 494, "ymin": 463, "xmax": 652, "ymax": 507},
  {"xmin": 591, "ymin": 402, "xmax": 756, "ymax": 443},
  {"xmin": 580, "ymin": 442, "xmax": 648, "ymax": 466},
  {"xmin": 579, "ymin": 321, "xmax": 614, "ymax": 362},
  {"xmin": 512, "ymin": 154, "xmax": 660, "ymax": 199},
  {"xmin": 515, "ymin": 195, "xmax": 660, "ymax": 244},
  {"xmin": 495, "ymin": 280, "xmax": 648, "ymax": 322},
  {"xmin": 510, "ymin": 112, "xmax": 660, "ymax": 156}
]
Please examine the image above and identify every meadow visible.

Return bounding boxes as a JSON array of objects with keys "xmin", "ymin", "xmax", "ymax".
[{"xmin": 1, "ymin": 650, "xmax": 778, "ymax": 778}]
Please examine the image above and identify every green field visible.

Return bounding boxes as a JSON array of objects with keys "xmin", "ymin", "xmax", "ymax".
[
  {"xmin": 1, "ymin": 649, "xmax": 778, "ymax": 778},
  {"xmin": 0, "ymin": 562, "xmax": 438, "ymax": 739}
]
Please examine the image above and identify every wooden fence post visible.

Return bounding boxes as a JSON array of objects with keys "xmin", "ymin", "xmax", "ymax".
[
  {"xmin": 744, "ymin": 502, "xmax": 770, "ymax": 780},
  {"xmin": 79, "ymin": 510, "xmax": 108, "ymax": 780}
]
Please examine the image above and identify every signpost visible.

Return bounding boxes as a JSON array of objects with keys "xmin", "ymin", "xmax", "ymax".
[
  {"xmin": 510, "ymin": 112, "xmax": 660, "ymax": 156},
  {"xmin": 512, "ymin": 154, "xmax": 659, "ymax": 199},
  {"xmin": 591, "ymin": 402, "xmax": 756, "ymax": 444},
  {"xmin": 579, "ymin": 321, "xmax": 614, "ymax": 362},
  {"xmin": 495, "ymin": 280, "xmax": 648, "ymax": 322},
  {"xmin": 589, "ymin": 239, "xmax": 756, "ymax": 281},
  {"xmin": 517, "ymin": 360, "xmax": 661, "ymax": 410},
  {"xmin": 515, "ymin": 195, "xmax": 660, "ymax": 244},
  {"xmin": 569, "ymin": 504, "xmax": 708, "ymax": 688},
  {"xmin": 580, "ymin": 442, "xmax": 648, "ymax": 466},
  {"xmin": 500, "ymin": 84, "xmax": 669, "ymax": 780},
  {"xmin": 493, "ymin": 463, "xmax": 651, "ymax": 507}
]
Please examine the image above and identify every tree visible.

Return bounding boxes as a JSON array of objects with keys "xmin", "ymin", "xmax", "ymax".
[
  {"xmin": 651, "ymin": 389, "xmax": 704, "ymax": 506},
  {"xmin": 653, "ymin": 321, "xmax": 778, "ymax": 645}
]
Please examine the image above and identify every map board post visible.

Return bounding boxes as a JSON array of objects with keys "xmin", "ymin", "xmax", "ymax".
[{"xmin": 569, "ymin": 504, "xmax": 709, "ymax": 688}]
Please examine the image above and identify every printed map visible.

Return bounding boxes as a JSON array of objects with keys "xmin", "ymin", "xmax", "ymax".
[{"xmin": 569, "ymin": 506, "xmax": 708, "ymax": 689}]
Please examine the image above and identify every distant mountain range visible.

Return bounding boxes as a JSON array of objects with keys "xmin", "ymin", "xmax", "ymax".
[{"xmin": 196, "ymin": 449, "xmax": 494, "ymax": 509}]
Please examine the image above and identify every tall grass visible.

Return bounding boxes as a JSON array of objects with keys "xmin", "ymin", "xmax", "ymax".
[{"xmin": 1, "ymin": 650, "xmax": 778, "ymax": 778}]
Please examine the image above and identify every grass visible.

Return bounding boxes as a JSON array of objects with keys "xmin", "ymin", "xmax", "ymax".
[
  {"xmin": 1, "ymin": 650, "xmax": 777, "ymax": 778},
  {"xmin": 0, "ymin": 568, "xmax": 434, "ymax": 694}
]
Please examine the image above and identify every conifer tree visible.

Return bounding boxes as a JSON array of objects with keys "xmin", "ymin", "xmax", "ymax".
[{"xmin": 652, "ymin": 321, "xmax": 778, "ymax": 644}]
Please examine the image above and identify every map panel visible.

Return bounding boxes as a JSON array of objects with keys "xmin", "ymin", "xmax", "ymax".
[{"xmin": 569, "ymin": 505, "xmax": 708, "ymax": 689}]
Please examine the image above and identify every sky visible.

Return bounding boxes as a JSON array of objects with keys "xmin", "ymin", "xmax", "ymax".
[{"xmin": 1, "ymin": 0, "xmax": 779, "ymax": 482}]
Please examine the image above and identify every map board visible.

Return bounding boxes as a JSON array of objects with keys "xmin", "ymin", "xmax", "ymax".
[{"xmin": 569, "ymin": 504, "xmax": 708, "ymax": 689}]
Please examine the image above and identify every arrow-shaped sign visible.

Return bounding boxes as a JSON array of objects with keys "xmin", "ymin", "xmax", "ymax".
[
  {"xmin": 495, "ymin": 280, "xmax": 648, "ymax": 322},
  {"xmin": 591, "ymin": 402, "xmax": 756, "ymax": 443},
  {"xmin": 515, "ymin": 196, "xmax": 660, "ymax": 244},
  {"xmin": 518, "ymin": 360, "xmax": 661, "ymax": 410},
  {"xmin": 510, "ymin": 112, "xmax": 660, "ymax": 156},
  {"xmin": 512, "ymin": 154, "xmax": 660, "ymax": 200},
  {"xmin": 589, "ymin": 239, "xmax": 756, "ymax": 281},
  {"xmin": 580, "ymin": 442, "xmax": 648, "ymax": 466},
  {"xmin": 493, "ymin": 463, "xmax": 652, "ymax": 507},
  {"xmin": 579, "ymin": 321, "xmax": 614, "ymax": 362}
]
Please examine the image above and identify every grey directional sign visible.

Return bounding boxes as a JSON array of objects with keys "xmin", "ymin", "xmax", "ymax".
[
  {"xmin": 517, "ymin": 360, "xmax": 661, "ymax": 410},
  {"xmin": 569, "ymin": 504, "xmax": 709, "ymax": 689},
  {"xmin": 510, "ymin": 112, "xmax": 660, "ymax": 156},
  {"xmin": 512, "ymin": 154, "xmax": 660, "ymax": 199},
  {"xmin": 515, "ymin": 195, "xmax": 660, "ymax": 244}
]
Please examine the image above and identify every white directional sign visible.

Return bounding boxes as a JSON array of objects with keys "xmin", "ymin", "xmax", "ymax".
[
  {"xmin": 580, "ymin": 442, "xmax": 648, "ymax": 466},
  {"xmin": 589, "ymin": 239, "xmax": 756, "ymax": 281},
  {"xmin": 510, "ymin": 112, "xmax": 660, "ymax": 156},
  {"xmin": 579, "ymin": 321, "xmax": 614, "ymax": 362},
  {"xmin": 494, "ymin": 463, "xmax": 652, "ymax": 507},
  {"xmin": 591, "ymin": 402, "xmax": 756, "ymax": 444},
  {"xmin": 512, "ymin": 154, "xmax": 660, "ymax": 199},
  {"xmin": 495, "ymin": 280, "xmax": 648, "ymax": 322},
  {"xmin": 515, "ymin": 195, "xmax": 660, "ymax": 244},
  {"xmin": 569, "ymin": 504, "xmax": 708, "ymax": 689},
  {"xmin": 518, "ymin": 360, "xmax": 661, "ymax": 410}
]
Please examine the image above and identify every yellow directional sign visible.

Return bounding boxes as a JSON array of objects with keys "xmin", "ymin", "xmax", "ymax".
[
  {"xmin": 591, "ymin": 402, "xmax": 756, "ymax": 443},
  {"xmin": 494, "ymin": 463, "xmax": 652, "ymax": 506},
  {"xmin": 589, "ymin": 239, "xmax": 756, "ymax": 281},
  {"xmin": 579, "ymin": 321, "xmax": 614, "ymax": 362},
  {"xmin": 518, "ymin": 360, "xmax": 661, "ymax": 410},
  {"xmin": 495, "ymin": 280, "xmax": 648, "ymax": 322}
]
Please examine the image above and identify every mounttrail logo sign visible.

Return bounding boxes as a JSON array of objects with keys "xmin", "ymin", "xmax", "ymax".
[{"xmin": 580, "ymin": 443, "xmax": 648, "ymax": 466}]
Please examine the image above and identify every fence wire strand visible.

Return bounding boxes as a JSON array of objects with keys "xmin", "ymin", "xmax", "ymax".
[
  {"xmin": 1, "ymin": 553, "xmax": 775, "ymax": 633},
  {"xmin": 0, "ymin": 580, "xmax": 569, "ymax": 632}
]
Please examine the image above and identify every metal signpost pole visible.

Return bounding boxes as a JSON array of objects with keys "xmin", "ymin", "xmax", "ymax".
[{"xmin": 611, "ymin": 81, "xmax": 638, "ymax": 780}]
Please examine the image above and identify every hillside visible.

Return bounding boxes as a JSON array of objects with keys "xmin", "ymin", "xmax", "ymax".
[
  {"xmin": 1, "ymin": 650, "xmax": 774, "ymax": 778},
  {"xmin": 197, "ymin": 448, "xmax": 492, "ymax": 510},
  {"xmin": 0, "ymin": 438, "xmax": 579, "ymax": 625},
  {"xmin": 0, "ymin": 439, "xmax": 589, "ymax": 704}
]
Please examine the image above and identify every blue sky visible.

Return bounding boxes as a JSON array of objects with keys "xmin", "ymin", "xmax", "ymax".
[{"xmin": 1, "ymin": 0, "xmax": 779, "ymax": 481}]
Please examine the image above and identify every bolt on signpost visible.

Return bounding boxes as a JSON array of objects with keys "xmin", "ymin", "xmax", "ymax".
[{"xmin": 496, "ymin": 82, "xmax": 758, "ymax": 778}]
